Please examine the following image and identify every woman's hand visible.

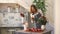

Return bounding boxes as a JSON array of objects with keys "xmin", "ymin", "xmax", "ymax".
[
  {"xmin": 23, "ymin": 22, "xmax": 28, "ymax": 26},
  {"xmin": 31, "ymin": 15, "xmax": 35, "ymax": 21}
]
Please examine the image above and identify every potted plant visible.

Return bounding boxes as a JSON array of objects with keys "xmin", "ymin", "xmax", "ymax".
[{"xmin": 33, "ymin": 0, "xmax": 46, "ymax": 16}]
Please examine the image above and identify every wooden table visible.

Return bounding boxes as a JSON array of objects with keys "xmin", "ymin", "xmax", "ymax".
[{"xmin": 14, "ymin": 30, "xmax": 51, "ymax": 34}]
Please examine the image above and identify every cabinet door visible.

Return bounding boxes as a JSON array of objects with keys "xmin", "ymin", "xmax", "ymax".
[{"xmin": 1, "ymin": 29, "xmax": 8, "ymax": 34}]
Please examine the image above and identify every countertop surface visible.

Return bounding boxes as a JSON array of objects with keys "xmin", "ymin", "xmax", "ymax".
[{"xmin": 14, "ymin": 30, "xmax": 51, "ymax": 34}]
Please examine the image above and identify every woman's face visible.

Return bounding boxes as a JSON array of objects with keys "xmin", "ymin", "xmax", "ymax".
[{"xmin": 30, "ymin": 7, "xmax": 36, "ymax": 13}]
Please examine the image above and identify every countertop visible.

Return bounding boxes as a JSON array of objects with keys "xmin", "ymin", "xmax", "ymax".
[{"xmin": 14, "ymin": 30, "xmax": 51, "ymax": 34}]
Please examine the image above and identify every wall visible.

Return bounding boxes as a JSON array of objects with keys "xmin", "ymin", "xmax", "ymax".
[
  {"xmin": 54, "ymin": 0, "xmax": 60, "ymax": 34},
  {"xmin": 17, "ymin": 0, "xmax": 33, "ymax": 11},
  {"xmin": 45, "ymin": 0, "xmax": 54, "ymax": 25},
  {"xmin": 0, "ymin": 0, "xmax": 33, "ymax": 11},
  {"xmin": 0, "ymin": 0, "xmax": 16, "ymax": 3}
]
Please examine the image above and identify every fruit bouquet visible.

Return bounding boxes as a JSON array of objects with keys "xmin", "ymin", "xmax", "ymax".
[{"xmin": 25, "ymin": 28, "xmax": 43, "ymax": 32}]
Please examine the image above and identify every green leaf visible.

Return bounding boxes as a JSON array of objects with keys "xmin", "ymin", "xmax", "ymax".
[{"xmin": 33, "ymin": 0, "xmax": 47, "ymax": 16}]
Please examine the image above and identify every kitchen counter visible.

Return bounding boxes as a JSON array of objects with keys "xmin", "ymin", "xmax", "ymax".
[
  {"xmin": 0, "ymin": 27, "xmax": 24, "ymax": 34},
  {"xmin": 14, "ymin": 30, "xmax": 51, "ymax": 34}
]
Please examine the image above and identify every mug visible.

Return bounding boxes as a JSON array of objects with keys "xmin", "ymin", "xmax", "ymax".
[{"xmin": 41, "ymin": 25, "xmax": 45, "ymax": 30}]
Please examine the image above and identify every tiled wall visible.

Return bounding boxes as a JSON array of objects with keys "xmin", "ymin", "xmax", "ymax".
[{"xmin": 0, "ymin": 4, "xmax": 28, "ymax": 27}]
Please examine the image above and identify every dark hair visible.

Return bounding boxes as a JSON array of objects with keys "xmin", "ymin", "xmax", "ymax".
[{"xmin": 31, "ymin": 4, "xmax": 37, "ymax": 12}]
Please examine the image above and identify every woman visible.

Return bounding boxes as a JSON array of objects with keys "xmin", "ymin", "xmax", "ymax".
[{"xmin": 30, "ymin": 4, "xmax": 42, "ymax": 29}]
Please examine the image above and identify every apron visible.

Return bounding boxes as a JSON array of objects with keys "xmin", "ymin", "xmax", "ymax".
[{"xmin": 30, "ymin": 12, "xmax": 41, "ymax": 29}]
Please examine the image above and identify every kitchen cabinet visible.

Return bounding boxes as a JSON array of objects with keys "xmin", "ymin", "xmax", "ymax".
[
  {"xmin": 0, "ymin": 27, "xmax": 23, "ymax": 34},
  {"xmin": 0, "ymin": 28, "xmax": 8, "ymax": 34}
]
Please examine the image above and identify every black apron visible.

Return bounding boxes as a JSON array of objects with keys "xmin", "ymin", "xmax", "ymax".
[{"xmin": 31, "ymin": 12, "xmax": 42, "ymax": 29}]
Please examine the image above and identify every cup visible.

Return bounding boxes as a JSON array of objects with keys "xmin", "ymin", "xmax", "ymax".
[{"xmin": 41, "ymin": 25, "xmax": 45, "ymax": 30}]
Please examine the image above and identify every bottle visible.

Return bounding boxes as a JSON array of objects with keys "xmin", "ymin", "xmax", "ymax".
[{"xmin": 24, "ymin": 22, "xmax": 28, "ymax": 30}]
